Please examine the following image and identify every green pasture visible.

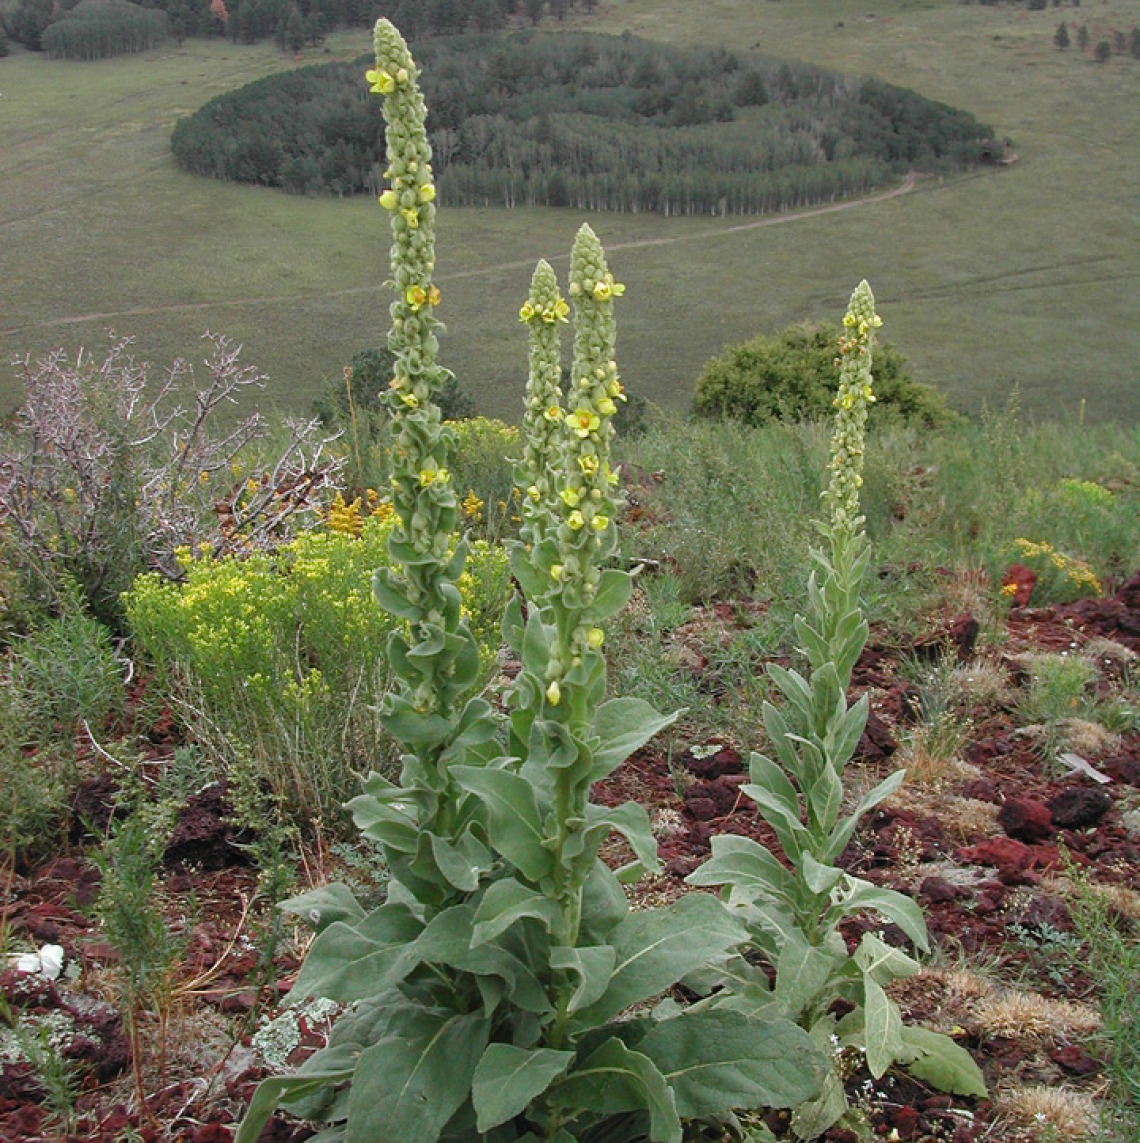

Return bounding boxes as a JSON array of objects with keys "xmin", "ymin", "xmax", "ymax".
[{"xmin": 1, "ymin": 1, "xmax": 1139, "ymax": 422}]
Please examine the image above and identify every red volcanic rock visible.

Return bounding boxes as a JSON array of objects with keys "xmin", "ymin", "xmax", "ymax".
[
  {"xmin": 684, "ymin": 744, "xmax": 743, "ymax": 780},
  {"xmin": 957, "ymin": 837, "xmax": 1035, "ymax": 871},
  {"xmin": 998, "ymin": 797, "xmax": 1054, "ymax": 843},
  {"xmin": 1050, "ymin": 1044, "xmax": 1102, "ymax": 1076},
  {"xmin": 1047, "ymin": 786, "xmax": 1113, "ymax": 829},
  {"xmin": 913, "ymin": 614, "xmax": 980, "ymax": 664},
  {"xmin": 1015, "ymin": 894, "xmax": 1073, "ymax": 934},
  {"xmin": 1001, "ymin": 563, "xmax": 1037, "ymax": 607},
  {"xmin": 918, "ymin": 876, "xmax": 962, "ymax": 905},
  {"xmin": 854, "ymin": 710, "xmax": 898, "ymax": 763}
]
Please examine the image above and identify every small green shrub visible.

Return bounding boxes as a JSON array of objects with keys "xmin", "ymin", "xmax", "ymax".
[
  {"xmin": 124, "ymin": 512, "xmax": 510, "ymax": 827},
  {"xmin": 693, "ymin": 321, "xmax": 952, "ymax": 429},
  {"xmin": 8, "ymin": 596, "xmax": 125, "ymax": 745}
]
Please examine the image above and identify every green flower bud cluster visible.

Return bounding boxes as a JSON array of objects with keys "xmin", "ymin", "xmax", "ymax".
[
  {"xmin": 547, "ymin": 224, "xmax": 627, "ymax": 671},
  {"xmin": 822, "ymin": 279, "xmax": 881, "ymax": 540},
  {"xmin": 371, "ymin": 21, "xmax": 453, "ymax": 565},
  {"xmin": 516, "ymin": 259, "xmax": 568, "ymax": 550},
  {"xmin": 369, "ymin": 20, "xmax": 479, "ymax": 744}
]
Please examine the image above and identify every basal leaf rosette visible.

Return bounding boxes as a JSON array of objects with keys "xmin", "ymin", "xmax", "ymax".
[
  {"xmin": 517, "ymin": 259, "xmax": 568, "ymax": 550},
  {"xmin": 821, "ymin": 279, "xmax": 881, "ymax": 540}
]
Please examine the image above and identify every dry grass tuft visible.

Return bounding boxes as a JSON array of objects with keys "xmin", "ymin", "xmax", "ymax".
[
  {"xmin": 1042, "ymin": 872, "xmax": 1140, "ymax": 922},
  {"xmin": 971, "ymin": 988, "xmax": 1101, "ymax": 1041},
  {"xmin": 996, "ymin": 1085, "xmax": 1100, "ymax": 1141},
  {"xmin": 950, "ymin": 660, "xmax": 1012, "ymax": 712}
]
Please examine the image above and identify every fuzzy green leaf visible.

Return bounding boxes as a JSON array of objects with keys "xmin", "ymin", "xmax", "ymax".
[
  {"xmin": 824, "ymin": 693, "xmax": 869, "ymax": 771},
  {"xmin": 452, "ymin": 765, "xmax": 553, "ymax": 882},
  {"xmin": 836, "ymin": 877, "xmax": 930, "ymax": 953},
  {"xmin": 821, "ymin": 769, "xmax": 905, "ymax": 865},
  {"xmin": 346, "ymin": 1007, "xmax": 489, "ymax": 1143},
  {"xmin": 639, "ymin": 1008, "xmax": 825, "ymax": 1117},
  {"xmin": 280, "ymin": 883, "xmax": 366, "ymax": 934},
  {"xmin": 591, "ymin": 698, "xmax": 680, "ymax": 781},
  {"xmin": 579, "ymin": 892, "xmax": 747, "ymax": 1023},
  {"xmin": 799, "ymin": 852, "xmax": 845, "ymax": 897},
  {"xmin": 550, "ymin": 944, "xmax": 617, "ymax": 1013},
  {"xmin": 471, "ymin": 878, "xmax": 562, "ymax": 946},
  {"xmin": 898, "ymin": 1026, "xmax": 988, "ymax": 1098},
  {"xmin": 686, "ymin": 834, "xmax": 795, "ymax": 904},
  {"xmin": 584, "ymin": 801, "xmax": 659, "ymax": 879},
  {"xmin": 774, "ymin": 934, "xmax": 842, "ymax": 1021},
  {"xmin": 236, "ymin": 1049, "xmax": 358, "ymax": 1143},
  {"xmin": 853, "ymin": 932, "xmax": 920, "ymax": 985},
  {"xmin": 372, "ymin": 569, "xmax": 422, "ymax": 620},
  {"xmin": 429, "ymin": 830, "xmax": 495, "ymax": 893},
  {"xmin": 862, "ymin": 975, "xmax": 903, "ymax": 1079},
  {"xmin": 582, "ymin": 568, "xmax": 634, "ymax": 623},
  {"xmin": 291, "ymin": 904, "xmax": 424, "ymax": 1002},
  {"xmin": 472, "ymin": 1044, "xmax": 576, "ymax": 1132},
  {"xmin": 551, "ymin": 1039, "xmax": 681, "ymax": 1143}
]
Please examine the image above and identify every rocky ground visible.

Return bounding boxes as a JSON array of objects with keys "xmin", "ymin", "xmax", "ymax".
[{"xmin": 4, "ymin": 577, "xmax": 1140, "ymax": 1142}]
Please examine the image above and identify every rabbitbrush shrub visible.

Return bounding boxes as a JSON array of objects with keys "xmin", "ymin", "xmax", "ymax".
[
  {"xmin": 236, "ymin": 21, "xmax": 829, "ymax": 1143},
  {"xmin": 687, "ymin": 285, "xmax": 987, "ymax": 1139},
  {"xmin": 125, "ymin": 512, "xmax": 508, "ymax": 827}
]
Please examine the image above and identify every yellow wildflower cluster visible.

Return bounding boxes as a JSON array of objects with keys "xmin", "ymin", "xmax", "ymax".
[
  {"xmin": 462, "ymin": 489, "xmax": 484, "ymax": 524},
  {"xmin": 1014, "ymin": 538, "xmax": 1102, "ymax": 597}
]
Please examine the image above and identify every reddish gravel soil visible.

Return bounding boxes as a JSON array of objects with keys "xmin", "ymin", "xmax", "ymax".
[{"xmin": 5, "ymin": 578, "xmax": 1140, "ymax": 1142}]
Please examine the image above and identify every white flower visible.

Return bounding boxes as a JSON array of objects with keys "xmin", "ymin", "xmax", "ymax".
[{"xmin": 14, "ymin": 944, "xmax": 65, "ymax": 980}]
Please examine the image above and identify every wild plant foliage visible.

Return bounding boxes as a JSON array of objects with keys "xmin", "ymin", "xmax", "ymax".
[
  {"xmin": 0, "ymin": 334, "xmax": 340, "ymax": 625},
  {"xmin": 687, "ymin": 284, "xmax": 987, "ymax": 1139},
  {"xmin": 236, "ymin": 21, "xmax": 828, "ymax": 1143}
]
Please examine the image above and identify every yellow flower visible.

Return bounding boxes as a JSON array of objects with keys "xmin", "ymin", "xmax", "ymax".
[
  {"xmin": 401, "ymin": 208, "xmax": 419, "ymax": 229},
  {"xmin": 597, "ymin": 397, "xmax": 617, "ymax": 417},
  {"xmin": 554, "ymin": 298, "xmax": 570, "ymax": 322},
  {"xmin": 462, "ymin": 489, "xmax": 484, "ymax": 520},
  {"xmin": 543, "ymin": 404, "xmax": 563, "ymax": 423},
  {"xmin": 587, "ymin": 627, "xmax": 605, "ymax": 649},
  {"xmin": 592, "ymin": 273, "xmax": 625, "ymax": 301},
  {"xmin": 366, "ymin": 68, "xmax": 395, "ymax": 94},
  {"xmin": 550, "ymin": 564, "xmax": 563, "ymax": 581},
  {"xmin": 571, "ymin": 409, "xmax": 600, "ymax": 438},
  {"xmin": 591, "ymin": 514, "xmax": 610, "ymax": 532},
  {"xmin": 604, "ymin": 464, "xmax": 620, "ymax": 487},
  {"xmin": 606, "ymin": 378, "xmax": 626, "ymax": 401},
  {"xmin": 579, "ymin": 455, "xmax": 599, "ymax": 476},
  {"xmin": 546, "ymin": 680, "xmax": 561, "ymax": 707},
  {"xmin": 399, "ymin": 393, "xmax": 419, "ymax": 408},
  {"xmin": 378, "ymin": 189, "xmax": 398, "ymax": 211},
  {"xmin": 418, "ymin": 184, "xmax": 436, "ymax": 203},
  {"xmin": 843, "ymin": 313, "xmax": 857, "ymax": 328},
  {"xmin": 527, "ymin": 485, "xmax": 541, "ymax": 502},
  {"xmin": 427, "ymin": 285, "xmax": 441, "ymax": 307},
  {"xmin": 567, "ymin": 510, "xmax": 585, "ymax": 531},
  {"xmin": 561, "ymin": 488, "xmax": 580, "ymax": 508},
  {"xmin": 406, "ymin": 285, "xmax": 427, "ymax": 309},
  {"xmin": 519, "ymin": 302, "xmax": 536, "ymax": 322}
]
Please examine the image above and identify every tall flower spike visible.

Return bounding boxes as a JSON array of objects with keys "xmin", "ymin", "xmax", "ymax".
[
  {"xmin": 822, "ymin": 279, "xmax": 881, "ymax": 540},
  {"xmin": 546, "ymin": 224, "xmax": 626, "ymax": 667},
  {"xmin": 516, "ymin": 259, "xmax": 567, "ymax": 550},
  {"xmin": 368, "ymin": 20, "xmax": 484, "ymax": 810}
]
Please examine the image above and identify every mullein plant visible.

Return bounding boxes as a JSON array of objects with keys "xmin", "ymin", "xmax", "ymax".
[
  {"xmin": 688, "ymin": 283, "xmax": 987, "ymax": 1141},
  {"xmin": 516, "ymin": 259, "xmax": 569, "ymax": 551},
  {"xmin": 237, "ymin": 21, "xmax": 828, "ymax": 1143}
]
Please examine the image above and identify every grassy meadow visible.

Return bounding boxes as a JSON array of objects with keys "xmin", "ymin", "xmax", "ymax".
[{"xmin": 2, "ymin": 0, "xmax": 1140, "ymax": 422}]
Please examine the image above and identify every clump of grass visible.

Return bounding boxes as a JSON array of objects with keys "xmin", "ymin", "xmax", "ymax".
[
  {"xmin": 971, "ymin": 989, "xmax": 1101, "ymax": 1042},
  {"xmin": 1062, "ymin": 861, "xmax": 1140, "ymax": 1141},
  {"xmin": 996, "ymin": 1085, "xmax": 1100, "ymax": 1142},
  {"xmin": 1016, "ymin": 652, "xmax": 1098, "ymax": 726}
]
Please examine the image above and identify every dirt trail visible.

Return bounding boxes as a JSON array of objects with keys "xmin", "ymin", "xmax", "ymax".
[{"xmin": 1, "ymin": 172, "xmax": 917, "ymax": 338}]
